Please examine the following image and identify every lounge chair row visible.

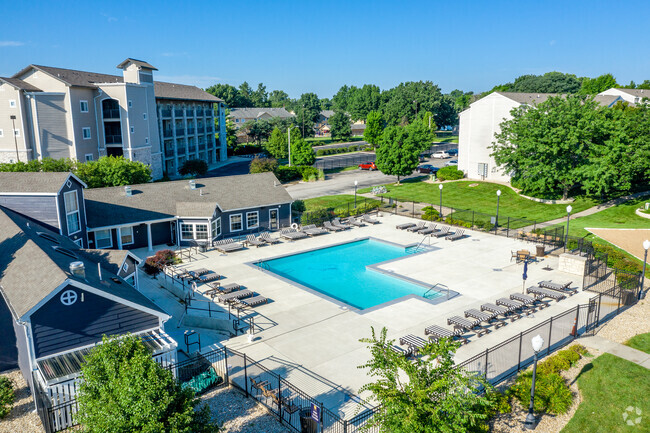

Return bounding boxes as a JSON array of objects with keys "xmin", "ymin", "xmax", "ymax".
[
  {"xmin": 397, "ymin": 222, "xmax": 467, "ymax": 241},
  {"xmin": 203, "ymin": 281, "xmax": 270, "ymax": 309}
]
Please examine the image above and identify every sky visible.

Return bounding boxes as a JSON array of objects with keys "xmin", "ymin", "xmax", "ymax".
[{"xmin": 2, "ymin": 0, "xmax": 649, "ymax": 98}]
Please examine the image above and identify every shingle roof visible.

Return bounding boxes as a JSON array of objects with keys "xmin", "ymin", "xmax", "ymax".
[
  {"xmin": 0, "ymin": 77, "xmax": 42, "ymax": 92},
  {"xmin": 154, "ymin": 81, "xmax": 222, "ymax": 103},
  {"xmin": 76, "ymin": 249, "xmax": 131, "ymax": 275},
  {"xmin": 495, "ymin": 92, "xmax": 558, "ymax": 104},
  {"xmin": 83, "ymin": 172, "xmax": 293, "ymax": 228},
  {"xmin": 612, "ymin": 88, "xmax": 650, "ymax": 99},
  {"xmin": 593, "ymin": 95, "xmax": 622, "ymax": 107},
  {"xmin": 0, "ymin": 208, "xmax": 167, "ymax": 319},
  {"xmin": 320, "ymin": 110, "xmax": 335, "ymax": 118},
  {"xmin": 229, "ymin": 107, "xmax": 294, "ymax": 119},
  {"xmin": 0, "ymin": 172, "xmax": 74, "ymax": 194},
  {"xmin": 116, "ymin": 58, "xmax": 158, "ymax": 70}
]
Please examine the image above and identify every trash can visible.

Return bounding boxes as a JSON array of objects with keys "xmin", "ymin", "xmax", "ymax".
[
  {"xmin": 536, "ymin": 245, "xmax": 545, "ymax": 257},
  {"xmin": 299, "ymin": 409, "xmax": 318, "ymax": 433},
  {"xmin": 198, "ymin": 243, "xmax": 207, "ymax": 253}
]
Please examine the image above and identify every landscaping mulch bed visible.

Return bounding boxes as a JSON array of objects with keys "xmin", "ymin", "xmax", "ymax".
[
  {"xmin": 0, "ymin": 369, "xmax": 43, "ymax": 433},
  {"xmin": 598, "ymin": 297, "xmax": 649, "ymax": 345}
]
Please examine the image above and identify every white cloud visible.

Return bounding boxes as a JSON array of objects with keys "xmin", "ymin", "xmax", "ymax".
[
  {"xmin": 155, "ymin": 75, "xmax": 222, "ymax": 88},
  {"xmin": 0, "ymin": 41, "xmax": 24, "ymax": 47}
]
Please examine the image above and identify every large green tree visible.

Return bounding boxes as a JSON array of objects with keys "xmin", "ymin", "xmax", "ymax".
[
  {"xmin": 205, "ymin": 83, "xmax": 240, "ymax": 107},
  {"xmin": 329, "ymin": 111, "xmax": 352, "ymax": 141},
  {"xmin": 364, "ymin": 111, "xmax": 384, "ymax": 148},
  {"xmin": 75, "ymin": 156, "xmax": 152, "ymax": 188},
  {"xmin": 579, "ymin": 73, "xmax": 618, "ymax": 95},
  {"xmin": 348, "ymin": 84, "xmax": 382, "ymax": 121},
  {"xmin": 268, "ymin": 90, "xmax": 290, "ymax": 107},
  {"xmin": 266, "ymin": 127, "xmax": 288, "ymax": 159},
  {"xmin": 290, "ymin": 129, "xmax": 315, "ymax": 166},
  {"xmin": 381, "ymin": 81, "xmax": 448, "ymax": 127},
  {"xmin": 295, "ymin": 93, "xmax": 321, "ymax": 137},
  {"xmin": 376, "ymin": 126, "xmax": 419, "ymax": 183},
  {"xmin": 75, "ymin": 334, "xmax": 217, "ymax": 433},
  {"xmin": 358, "ymin": 327, "xmax": 493, "ymax": 433},
  {"xmin": 251, "ymin": 83, "xmax": 269, "ymax": 107}
]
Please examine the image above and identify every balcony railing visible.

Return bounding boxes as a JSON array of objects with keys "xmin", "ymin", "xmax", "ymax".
[
  {"xmin": 175, "ymin": 128, "xmax": 185, "ymax": 136},
  {"xmin": 161, "ymin": 109, "xmax": 171, "ymax": 118},
  {"xmin": 177, "ymin": 145, "xmax": 186, "ymax": 156},
  {"xmin": 186, "ymin": 109, "xmax": 195, "ymax": 116},
  {"xmin": 187, "ymin": 127, "xmax": 195, "ymax": 135},
  {"xmin": 105, "ymin": 134, "xmax": 122, "ymax": 144},
  {"xmin": 163, "ymin": 129, "xmax": 173, "ymax": 138},
  {"xmin": 164, "ymin": 147, "xmax": 175, "ymax": 158},
  {"xmin": 196, "ymin": 108, "xmax": 204, "ymax": 116},
  {"xmin": 198, "ymin": 142, "xmax": 207, "ymax": 151},
  {"xmin": 188, "ymin": 145, "xmax": 197, "ymax": 154},
  {"xmin": 198, "ymin": 126, "xmax": 205, "ymax": 134},
  {"xmin": 102, "ymin": 109, "xmax": 120, "ymax": 119},
  {"xmin": 206, "ymin": 125, "xmax": 213, "ymax": 133},
  {"xmin": 174, "ymin": 109, "xmax": 184, "ymax": 117}
]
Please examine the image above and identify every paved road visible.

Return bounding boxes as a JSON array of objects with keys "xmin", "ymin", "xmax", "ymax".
[{"xmin": 204, "ymin": 159, "xmax": 251, "ymax": 177}]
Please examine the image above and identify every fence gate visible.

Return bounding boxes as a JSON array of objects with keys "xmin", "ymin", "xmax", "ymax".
[{"xmin": 585, "ymin": 296, "xmax": 599, "ymax": 333}]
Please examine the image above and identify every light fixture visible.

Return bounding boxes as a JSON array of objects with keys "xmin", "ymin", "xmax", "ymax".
[
  {"xmin": 566, "ymin": 205, "xmax": 572, "ymax": 214},
  {"xmin": 439, "ymin": 184, "xmax": 443, "ymax": 190},
  {"xmin": 496, "ymin": 189, "xmax": 501, "ymax": 196},
  {"xmin": 531, "ymin": 334, "xmax": 544, "ymax": 352},
  {"xmin": 644, "ymin": 240, "xmax": 650, "ymax": 251}
]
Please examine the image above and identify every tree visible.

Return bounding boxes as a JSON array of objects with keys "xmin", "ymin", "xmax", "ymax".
[
  {"xmin": 265, "ymin": 127, "xmax": 288, "ymax": 159},
  {"xmin": 329, "ymin": 111, "xmax": 352, "ymax": 141},
  {"xmin": 332, "ymin": 85, "xmax": 352, "ymax": 112},
  {"xmin": 364, "ymin": 111, "xmax": 384, "ymax": 148},
  {"xmin": 295, "ymin": 93, "xmax": 321, "ymax": 137},
  {"xmin": 348, "ymin": 84, "xmax": 381, "ymax": 121},
  {"xmin": 358, "ymin": 327, "xmax": 492, "ymax": 433},
  {"xmin": 405, "ymin": 116, "xmax": 435, "ymax": 152},
  {"xmin": 205, "ymin": 83, "xmax": 240, "ymax": 107},
  {"xmin": 74, "ymin": 156, "xmax": 152, "ymax": 188},
  {"xmin": 381, "ymin": 81, "xmax": 447, "ymax": 127},
  {"xmin": 290, "ymin": 133, "xmax": 315, "ymax": 166},
  {"xmin": 238, "ymin": 81, "xmax": 254, "ymax": 107},
  {"xmin": 216, "ymin": 109, "xmax": 237, "ymax": 149},
  {"xmin": 179, "ymin": 159, "xmax": 208, "ymax": 177},
  {"xmin": 75, "ymin": 334, "xmax": 217, "ymax": 433},
  {"xmin": 511, "ymin": 72, "xmax": 581, "ymax": 93},
  {"xmin": 251, "ymin": 83, "xmax": 268, "ymax": 107},
  {"xmin": 268, "ymin": 90, "xmax": 290, "ymax": 107},
  {"xmin": 241, "ymin": 119, "xmax": 273, "ymax": 144},
  {"xmin": 579, "ymin": 73, "xmax": 618, "ymax": 95},
  {"xmin": 249, "ymin": 157, "xmax": 278, "ymax": 174},
  {"xmin": 375, "ymin": 126, "xmax": 419, "ymax": 183}
]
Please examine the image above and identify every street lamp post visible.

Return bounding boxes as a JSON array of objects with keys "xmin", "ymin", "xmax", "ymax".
[
  {"xmin": 10, "ymin": 115, "xmax": 19, "ymax": 162},
  {"xmin": 495, "ymin": 190, "xmax": 501, "ymax": 232},
  {"xmin": 640, "ymin": 240, "xmax": 650, "ymax": 300},
  {"xmin": 565, "ymin": 205, "xmax": 572, "ymax": 248},
  {"xmin": 524, "ymin": 335, "xmax": 545, "ymax": 430},
  {"xmin": 439, "ymin": 184, "xmax": 443, "ymax": 217},
  {"xmin": 354, "ymin": 180, "xmax": 358, "ymax": 209},
  {"xmin": 301, "ymin": 104, "xmax": 305, "ymax": 138}
]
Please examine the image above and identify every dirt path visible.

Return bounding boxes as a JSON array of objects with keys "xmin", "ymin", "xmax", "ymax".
[{"xmin": 586, "ymin": 228, "xmax": 650, "ymax": 261}]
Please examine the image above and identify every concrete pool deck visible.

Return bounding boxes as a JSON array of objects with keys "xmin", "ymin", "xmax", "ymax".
[{"xmin": 134, "ymin": 213, "xmax": 592, "ymax": 418}]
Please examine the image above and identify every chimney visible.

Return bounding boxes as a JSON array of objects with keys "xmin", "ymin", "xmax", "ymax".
[
  {"xmin": 69, "ymin": 261, "xmax": 85, "ymax": 279},
  {"xmin": 189, "ymin": 179, "xmax": 196, "ymax": 190},
  {"xmin": 125, "ymin": 186, "xmax": 132, "ymax": 196}
]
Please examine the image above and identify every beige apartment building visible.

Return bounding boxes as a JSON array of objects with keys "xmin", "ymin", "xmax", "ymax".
[{"xmin": 0, "ymin": 58, "xmax": 226, "ymax": 179}]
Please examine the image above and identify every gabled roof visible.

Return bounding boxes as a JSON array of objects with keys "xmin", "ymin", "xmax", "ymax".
[
  {"xmin": 0, "ymin": 172, "xmax": 85, "ymax": 194},
  {"xmin": 0, "ymin": 77, "xmax": 42, "ymax": 92},
  {"xmin": 155, "ymin": 81, "xmax": 222, "ymax": 103},
  {"xmin": 83, "ymin": 172, "xmax": 293, "ymax": 228},
  {"xmin": 77, "ymin": 249, "xmax": 139, "ymax": 275},
  {"xmin": 320, "ymin": 110, "xmax": 335, "ymax": 118},
  {"xmin": 593, "ymin": 95, "xmax": 623, "ymax": 108},
  {"xmin": 494, "ymin": 92, "xmax": 558, "ymax": 105},
  {"xmin": 116, "ymin": 58, "xmax": 158, "ymax": 70},
  {"xmin": 14, "ymin": 65, "xmax": 124, "ymax": 88},
  {"xmin": 229, "ymin": 107, "xmax": 294, "ymax": 119},
  {"xmin": 609, "ymin": 88, "xmax": 650, "ymax": 99},
  {"xmin": 0, "ymin": 208, "xmax": 167, "ymax": 319}
]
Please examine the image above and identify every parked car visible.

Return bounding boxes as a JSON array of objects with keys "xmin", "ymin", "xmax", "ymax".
[
  {"xmin": 447, "ymin": 148, "xmax": 459, "ymax": 156},
  {"xmin": 418, "ymin": 164, "xmax": 439, "ymax": 174},
  {"xmin": 445, "ymin": 159, "xmax": 458, "ymax": 167},
  {"xmin": 431, "ymin": 150, "xmax": 450, "ymax": 159},
  {"xmin": 358, "ymin": 161, "xmax": 378, "ymax": 171}
]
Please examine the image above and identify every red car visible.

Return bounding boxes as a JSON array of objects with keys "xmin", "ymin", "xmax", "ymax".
[{"xmin": 358, "ymin": 161, "xmax": 377, "ymax": 171}]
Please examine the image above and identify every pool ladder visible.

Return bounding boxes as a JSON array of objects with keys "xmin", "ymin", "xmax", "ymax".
[
  {"xmin": 406, "ymin": 235, "xmax": 431, "ymax": 254},
  {"xmin": 256, "ymin": 260, "xmax": 270, "ymax": 271},
  {"xmin": 424, "ymin": 283, "xmax": 451, "ymax": 301}
]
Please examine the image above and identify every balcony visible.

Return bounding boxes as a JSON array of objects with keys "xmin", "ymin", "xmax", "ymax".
[
  {"xmin": 196, "ymin": 108, "xmax": 204, "ymax": 116},
  {"xmin": 198, "ymin": 142, "xmax": 207, "ymax": 151},
  {"xmin": 174, "ymin": 109, "xmax": 184, "ymax": 117},
  {"xmin": 175, "ymin": 128, "xmax": 185, "ymax": 136},
  {"xmin": 205, "ymin": 109, "xmax": 213, "ymax": 117},
  {"xmin": 161, "ymin": 109, "xmax": 171, "ymax": 118},
  {"xmin": 198, "ymin": 126, "xmax": 205, "ymax": 134},
  {"xmin": 163, "ymin": 129, "xmax": 173, "ymax": 138},
  {"xmin": 187, "ymin": 127, "xmax": 195, "ymax": 135},
  {"xmin": 206, "ymin": 125, "xmax": 213, "ymax": 133},
  {"xmin": 186, "ymin": 108, "xmax": 194, "ymax": 117},
  {"xmin": 188, "ymin": 144, "xmax": 197, "ymax": 154},
  {"xmin": 164, "ymin": 146, "xmax": 175, "ymax": 158},
  {"xmin": 105, "ymin": 134, "xmax": 122, "ymax": 144},
  {"xmin": 102, "ymin": 108, "xmax": 120, "ymax": 119}
]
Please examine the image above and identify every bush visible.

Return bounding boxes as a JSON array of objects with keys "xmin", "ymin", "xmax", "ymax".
[
  {"xmin": 301, "ymin": 209, "xmax": 331, "ymax": 226},
  {"xmin": 557, "ymin": 349, "xmax": 581, "ymax": 367},
  {"xmin": 537, "ymin": 355, "xmax": 571, "ymax": 375},
  {"xmin": 275, "ymin": 165, "xmax": 302, "ymax": 183},
  {"xmin": 0, "ymin": 376, "xmax": 14, "ymax": 419},
  {"xmin": 144, "ymin": 249, "xmax": 179, "ymax": 276},
  {"xmin": 291, "ymin": 200, "xmax": 306, "ymax": 213},
  {"xmin": 179, "ymin": 159, "xmax": 208, "ymax": 177},
  {"xmin": 318, "ymin": 169, "xmax": 325, "ymax": 180},
  {"xmin": 421, "ymin": 206, "xmax": 440, "ymax": 221},
  {"xmin": 316, "ymin": 149, "xmax": 326, "ymax": 156},
  {"xmin": 569, "ymin": 344, "xmax": 589, "ymax": 356},
  {"xmin": 508, "ymin": 371, "xmax": 573, "ymax": 414},
  {"xmin": 592, "ymin": 242, "xmax": 644, "ymax": 274},
  {"xmin": 298, "ymin": 166, "xmax": 319, "ymax": 181},
  {"xmin": 249, "ymin": 157, "xmax": 278, "ymax": 174},
  {"xmin": 437, "ymin": 166, "xmax": 464, "ymax": 181}
]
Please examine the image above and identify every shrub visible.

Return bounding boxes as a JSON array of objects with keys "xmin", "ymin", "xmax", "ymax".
[
  {"xmin": 249, "ymin": 157, "xmax": 278, "ymax": 174},
  {"xmin": 318, "ymin": 169, "xmax": 325, "ymax": 180},
  {"xmin": 537, "ymin": 355, "xmax": 571, "ymax": 375},
  {"xmin": 298, "ymin": 165, "xmax": 319, "ymax": 181},
  {"xmin": 291, "ymin": 200, "xmax": 306, "ymax": 213},
  {"xmin": 178, "ymin": 159, "xmax": 208, "ymax": 177},
  {"xmin": 592, "ymin": 242, "xmax": 644, "ymax": 274},
  {"xmin": 0, "ymin": 376, "xmax": 15, "ymax": 419},
  {"xmin": 557, "ymin": 349, "xmax": 581, "ymax": 367},
  {"xmin": 508, "ymin": 371, "xmax": 573, "ymax": 414},
  {"xmin": 348, "ymin": 145, "xmax": 358, "ymax": 152},
  {"xmin": 569, "ymin": 344, "xmax": 589, "ymax": 356},
  {"xmin": 437, "ymin": 166, "xmax": 464, "ymax": 181},
  {"xmin": 316, "ymin": 149, "xmax": 326, "ymax": 156},
  {"xmin": 301, "ymin": 208, "xmax": 331, "ymax": 226},
  {"xmin": 274, "ymin": 165, "xmax": 302, "ymax": 183},
  {"xmin": 421, "ymin": 206, "xmax": 440, "ymax": 221},
  {"xmin": 144, "ymin": 249, "xmax": 179, "ymax": 276}
]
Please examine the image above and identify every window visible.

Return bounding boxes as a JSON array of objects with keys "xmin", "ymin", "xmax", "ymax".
[
  {"xmin": 235, "ymin": 119, "xmax": 239, "ymax": 123},
  {"xmin": 128, "ymin": 100, "xmax": 133, "ymax": 108},
  {"xmin": 72, "ymin": 238, "xmax": 83, "ymax": 247},
  {"xmin": 85, "ymin": 154, "xmax": 94, "ymax": 162},
  {"xmin": 180, "ymin": 223, "xmax": 193, "ymax": 240},
  {"xmin": 82, "ymin": 127, "xmax": 91, "ymax": 139},
  {"xmin": 212, "ymin": 218, "xmax": 221, "ymax": 239},
  {"xmin": 143, "ymin": 113, "xmax": 147, "ymax": 120},
  {"xmin": 63, "ymin": 190, "xmax": 81, "ymax": 234},
  {"xmin": 229, "ymin": 214, "xmax": 243, "ymax": 232},
  {"xmin": 130, "ymin": 126, "xmax": 135, "ymax": 134},
  {"xmin": 195, "ymin": 224, "xmax": 208, "ymax": 240},
  {"xmin": 95, "ymin": 229, "xmax": 112, "ymax": 248},
  {"xmin": 9, "ymin": 100, "xmax": 16, "ymax": 108},
  {"xmin": 80, "ymin": 100, "xmax": 89, "ymax": 112},
  {"xmin": 478, "ymin": 163, "xmax": 488, "ymax": 177},
  {"xmin": 14, "ymin": 129, "xmax": 20, "ymax": 137},
  {"xmin": 120, "ymin": 226, "xmax": 134, "ymax": 245},
  {"xmin": 246, "ymin": 211, "xmax": 259, "ymax": 229},
  {"xmin": 145, "ymin": 137, "xmax": 149, "ymax": 144}
]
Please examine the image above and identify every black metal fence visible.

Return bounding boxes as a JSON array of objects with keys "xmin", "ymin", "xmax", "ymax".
[{"xmin": 299, "ymin": 197, "xmax": 381, "ymax": 226}]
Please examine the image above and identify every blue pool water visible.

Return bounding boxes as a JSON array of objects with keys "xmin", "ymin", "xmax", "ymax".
[{"xmin": 259, "ymin": 239, "xmax": 441, "ymax": 310}]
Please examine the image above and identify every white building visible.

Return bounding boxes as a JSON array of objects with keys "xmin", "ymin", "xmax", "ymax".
[
  {"xmin": 598, "ymin": 88, "xmax": 649, "ymax": 105},
  {"xmin": 458, "ymin": 91, "xmax": 623, "ymax": 183}
]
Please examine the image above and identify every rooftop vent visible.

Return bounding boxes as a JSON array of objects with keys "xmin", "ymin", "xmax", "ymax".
[
  {"xmin": 37, "ymin": 232, "xmax": 60, "ymax": 244},
  {"xmin": 69, "ymin": 261, "xmax": 85, "ymax": 279},
  {"xmin": 189, "ymin": 180, "xmax": 196, "ymax": 190},
  {"xmin": 125, "ymin": 186, "xmax": 132, "ymax": 196},
  {"xmin": 53, "ymin": 246, "xmax": 77, "ymax": 259}
]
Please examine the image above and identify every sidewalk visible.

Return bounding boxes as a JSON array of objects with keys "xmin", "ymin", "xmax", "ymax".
[{"xmin": 579, "ymin": 335, "xmax": 650, "ymax": 369}]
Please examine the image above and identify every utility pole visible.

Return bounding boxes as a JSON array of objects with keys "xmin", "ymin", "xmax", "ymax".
[
  {"xmin": 10, "ymin": 115, "xmax": 20, "ymax": 162},
  {"xmin": 302, "ymin": 104, "xmax": 305, "ymax": 138},
  {"xmin": 287, "ymin": 127, "xmax": 291, "ymax": 167}
]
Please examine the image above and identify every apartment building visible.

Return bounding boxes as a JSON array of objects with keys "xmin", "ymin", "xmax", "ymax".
[
  {"xmin": 0, "ymin": 58, "xmax": 226, "ymax": 179},
  {"xmin": 228, "ymin": 107, "xmax": 294, "ymax": 128}
]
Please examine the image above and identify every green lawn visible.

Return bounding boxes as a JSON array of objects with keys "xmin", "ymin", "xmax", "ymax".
[
  {"xmin": 433, "ymin": 137, "xmax": 459, "ymax": 144},
  {"xmin": 561, "ymin": 354, "xmax": 649, "ymax": 433},
  {"xmin": 306, "ymin": 137, "xmax": 364, "ymax": 146},
  {"xmin": 303, "ymin": 194, "xmax": 379, "ymax": 212},
  {"xmin": 359, "ymin": 180, "xmax": 597, "ymax": 224},
  {"xmin": 625, "ymin": 333, "xmax": 650, "ymax": 354},
  {"xmin": 547, "ymin": 198, "xmax": 650, "ymax": 237},
  {"xmin": 323, "ymin": 166, "xmax": 358, "ymax": 174}
]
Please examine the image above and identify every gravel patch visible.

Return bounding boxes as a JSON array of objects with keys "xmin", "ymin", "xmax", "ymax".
[
  {"xmin": 201, "ymin": 386, "xmax": 290, "ymax": 433},
  {"xmin": 597, "ymin": 297, "xmax": 650, "ymax": 344},
  {"xmin": 490, "ymin": 344, "xmax": 600, "ymax": 433},
  {"xmin": 0, "ymin": 369, "xmax": 43, "ymax": 433}
]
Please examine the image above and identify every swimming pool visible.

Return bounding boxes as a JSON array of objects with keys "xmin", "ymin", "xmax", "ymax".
[{"xmin": 257, "ymin": 238, "xmax": 442, "ymax": 310}]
